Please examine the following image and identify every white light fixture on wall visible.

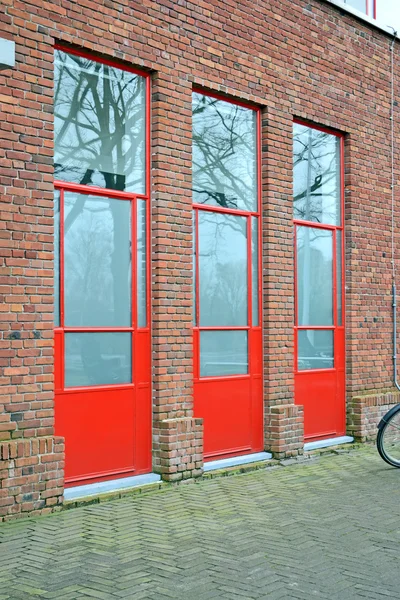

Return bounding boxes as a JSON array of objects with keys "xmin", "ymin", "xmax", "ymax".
[{"xmin": 0, "ymin": 38, "xmax": 15, "ymax": 70}]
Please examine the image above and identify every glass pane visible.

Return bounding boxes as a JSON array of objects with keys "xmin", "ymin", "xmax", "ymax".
[
  {"xmin": 297, "ymin": 226, "xmax": 333, "ymax": 326},
  {"xmin": 343, "ymin": 0, "xmax": 367, "ymax": 13},
  {"xmin": 336, "ymin": 230, "xmax": 343, "ymax": 326},
  {"xmin": 64, "ymin": 192, "xmax": 131, "ymax": 327},
  {"xmin": 252, "ymin": 217, "xmax": 259, "ymax": 326},
  {"xmin": 298, "ymin": 330, "xmax": 334, "ymax": 371},
  {"xmin": 200, "ymin": 331, "xmax": 248, "ymax": 377},
  {"xmin": 65, "ymin": 332, "xmax": 131, "ymax": 387},
  {"xmin": 192, "ymin": 92, "xmax": 257, "ymax": 211},
  {"xmin": 54, "ymin": 50, "xmax": 146, "ymax": 193},
  {"xmin": 54, "ymin": 190, "xmax": 60, "ymax": 327},
  {"xmin": 137, "ymin": 200, "xmax": 147, "ymax": 327},
  {"xmin": 293, "ymin": 123, "xmax": 341, "ymax": 226},
  {"xmin": 199, "ymin": 212, "xmax": 247, "ymax": 326}
]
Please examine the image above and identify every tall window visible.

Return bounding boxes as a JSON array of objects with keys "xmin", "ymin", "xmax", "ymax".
[
  {"xmin": 293, "ymin": 122, "xmax": 344, "ymax": 371},
  {"xmin": 54, "ymin": 48, "xmax": 149, "ymax": 388},
  {"xmin": 192, "ymin": 92, "xmax": 260, "ymax": 377}
]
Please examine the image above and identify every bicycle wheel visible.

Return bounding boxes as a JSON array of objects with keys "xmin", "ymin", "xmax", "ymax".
[{"xmin": 377, "ymin": 405, "xmax": 400, "ymax": 467}]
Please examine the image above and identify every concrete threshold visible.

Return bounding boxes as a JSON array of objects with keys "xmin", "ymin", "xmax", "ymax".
[
  {"xmin": 304, "ymin": 435, "xmax": 354, "ymax": 452},
  {"xmin": 204, "ymin": 451, "xmax": 273, "ymax": 472},
  {"xmin": 64, "ymin": 473, "xmax": 161, "ymax": 501}
]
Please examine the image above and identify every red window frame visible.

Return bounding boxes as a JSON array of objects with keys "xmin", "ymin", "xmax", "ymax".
[
  {"xmin": 293, "ymin": 119, "xmax": 345, "ymax": 375},
  {"xmin": 53, "ymin": 45, "xmax": 151, "ymax": 394},
  {"xmin": 192, "ymin": 88, "xmax": 262, "ymax": 382}
]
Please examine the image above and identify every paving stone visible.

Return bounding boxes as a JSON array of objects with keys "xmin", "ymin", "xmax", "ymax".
[{"xmin": 1, "ymin": 446, "xmax": 400, "ymax": 599}]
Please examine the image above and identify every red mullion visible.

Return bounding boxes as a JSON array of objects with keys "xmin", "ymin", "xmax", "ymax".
[
  {"xmin": 294, "ymin": 224, "xmax": 298, "ymax": 328},
  {"xmin": 333, "ymin": 230, "xmax": 338, "ymax": 332},
  {"xmin": 193, "ymin": 86, "xmax": 260, "ymax": 113},
  {"xmin": 256, "ymin": 107, "xmax": 262, "ymax": 326},
  {"xmin": 60, "ymin": 187, "xmax": 65, "ymax": 390},
  {"xmin": 145, "ymin": 74, "xmax": 151, "ymax": 200},
  {"xmin": 63, "ymin": 327, "xmax": 134, "ymax": 333},
  {"xmin": 247, "ymin": 216, "xmax": 253, "ymax": 374},
  {"xmin": 60, "ymin": 188, "xmax": 65, "ymax": 328},
  {"xmin": 54, "ymin": 43, "xmax": 151, "ymax": 80},
  {"xmin": 61, "ymin": 383, "xmax": 134, "ymax": 394},
  {"xmin": 54, "ymin": 180, "xmax": 140, "ymax": 201},
  {"xmin": 131, "ymin": 199, "xmax": 137, "ymax": 385},
  {"xmin": 340, "ymin": 135, "xmax": 346, "ymax": 330},
  {"xmin": 297, "ymin": 326, "xmax": 335, "ymax": 331},
  {"xmin": 196, "ymin": 326, "xmax": 250, "ymax": 332},
  {"xmin": 193, "ymin": 202, "xmax": 259, "ymax": 218},
  {"xmin": 293, "ymin": 219, "xmax": 336, "ymax": 232},
  {"xmin": 194, "ymin": 209, "xmax": 200, "ymax": 380},
  {"xmin": 195, "ymin": 209, "xmax": 200, "ymax": 327}
]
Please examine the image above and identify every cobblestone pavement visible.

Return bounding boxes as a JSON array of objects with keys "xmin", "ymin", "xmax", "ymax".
[{"xmin": 1, "ymin": 445, "xmax": 400, "ymax": 600}]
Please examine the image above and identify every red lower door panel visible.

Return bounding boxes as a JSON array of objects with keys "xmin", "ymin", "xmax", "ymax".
[
  {"xmin": 55, "ymin": 388, "xmax": 136, "ymax": 484},
  {"xmin": 194, "ymin": 378, "xmax": 259, "ymax": 460},
  {"xmin": 295, "ymin": 370, "xmax": 345, "ymax": 441}
]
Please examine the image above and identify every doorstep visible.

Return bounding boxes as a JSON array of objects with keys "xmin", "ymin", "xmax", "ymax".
[
  {"xmin": 203, "ymin": 451, "xmax": 273, "ymax": 472},
  {"xmin": 304, "ymin": 435, "xmax": 354, "ymax": 452},
  {"xmin": 64, "ymin": 473, "xmax": 161, "ymax": 501}
]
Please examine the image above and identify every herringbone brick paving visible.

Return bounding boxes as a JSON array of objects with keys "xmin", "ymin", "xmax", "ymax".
[{"xmin": 1, "ymin": 446, "xmax": 399, "ymax": 599}]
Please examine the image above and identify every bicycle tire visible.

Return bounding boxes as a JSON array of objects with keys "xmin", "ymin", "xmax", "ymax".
[{"xmin": 377, "ymin": 404, "xmax": 400, "ymax": 468}]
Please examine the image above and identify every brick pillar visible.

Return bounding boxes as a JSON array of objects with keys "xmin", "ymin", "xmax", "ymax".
[
  {"xmin": 0, "ymin": 29, "xmax": 65, "ymax": 520},
  {"xmin": 0, "ymin": 437, "xmax": 64, "ymax": 521},
  {"xmin": 261, "ymin": 109, "xmax": 304, "ymax": 456},
  {"xmin": 151, "ymin": 71, "xmax": 204, "ymax": 480}
]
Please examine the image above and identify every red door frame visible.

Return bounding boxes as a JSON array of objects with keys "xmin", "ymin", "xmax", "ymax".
[
  {"xmin": 193, "ymin": 89, "xmax": 264, "ymax": 460},
  {"xmin": 54, "ymin": 46, "xmax": 152, "ymax": 486},
  {"xmin": 293, "ymin": 119, "xmax": 346, "ymax": 441}
]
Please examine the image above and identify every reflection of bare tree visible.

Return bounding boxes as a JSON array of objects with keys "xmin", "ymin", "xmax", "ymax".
[
  {"xmin": 297, "ymin": 227, "xmax": 333, "ymax": 326},
  {"xmin": 199, "ymin": 212, "xmax": 247, "ymax": 326},
  {"xmin": 293, "ymin": 125, "xmax": 340, "ymax": 224},
  {"xmin": 64, "ymin": 196, "xmax": 131, "ymax": 327},
  {"xmin": 54, "ymin": 51, "xmax": 146, "ymax": 328},
  {"xmin": 54, "ymin": 50, "xmax": 145, "ymax": 195},
  {"xmin": 192, "ymin": 93, "xmax": 257, "ymax": 211}
]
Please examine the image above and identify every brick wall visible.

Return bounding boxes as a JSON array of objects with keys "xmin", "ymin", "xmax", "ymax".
[
  {"xmin": 1, "ymin": 0, "xmax": 400, "ymax": 517},
  {"xmin": 0, "ymin": 436, "xmax": 64, "ymax": 521},
  {"xmin": 349, "ymin": 391, "xmax": 400, "ymax": 441}
]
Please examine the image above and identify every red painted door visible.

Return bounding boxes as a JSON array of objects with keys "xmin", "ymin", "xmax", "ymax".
[
  {"xmin": 192, "ymin": 91, "xmax": 263, "ymax": 460},
  {"xmin": 293, "ymin": 122, "xmax": 345, "ymax": 441},
  {"xmin": 53, "ymin": 48, "xmax": 151, "ymax": 486}
]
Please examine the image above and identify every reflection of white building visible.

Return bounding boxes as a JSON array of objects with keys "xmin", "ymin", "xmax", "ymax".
[{"xmin": 335, "ymin": 0, "xmax": 400, "ymax": 31}]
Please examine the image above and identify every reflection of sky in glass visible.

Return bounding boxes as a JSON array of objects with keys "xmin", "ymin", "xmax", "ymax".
[
  {"xmin": 192, "ymin": 93, "xmax": 257, "ymax": 211},
  {"xmin": 199, "ymin": 212, "xmax": 247, "ymax": 326},
  {"xmin": 297, "ymin": 227, "xmax": 333, "ymax": 326},
  {"xmin": 64, "ymin": 193, "xmax": 131, "ymax": 327},
  {"xmin": 343, "ymin": 0, "xmax": 367, "ymax": 12},
  {"xmin": 65, "ymin": 332, "xmax": 131, "ymax": 387},
  {"xmin": 54, "ymin": 51, "xmax": 146, "ymax": 193},
  {"xmin": 293, "ymin": 123, "xmax": 340, "ymax": 226},
  {"xmin": 342, "ymin": 0, "xmax": 400, "ymax": 30}
]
